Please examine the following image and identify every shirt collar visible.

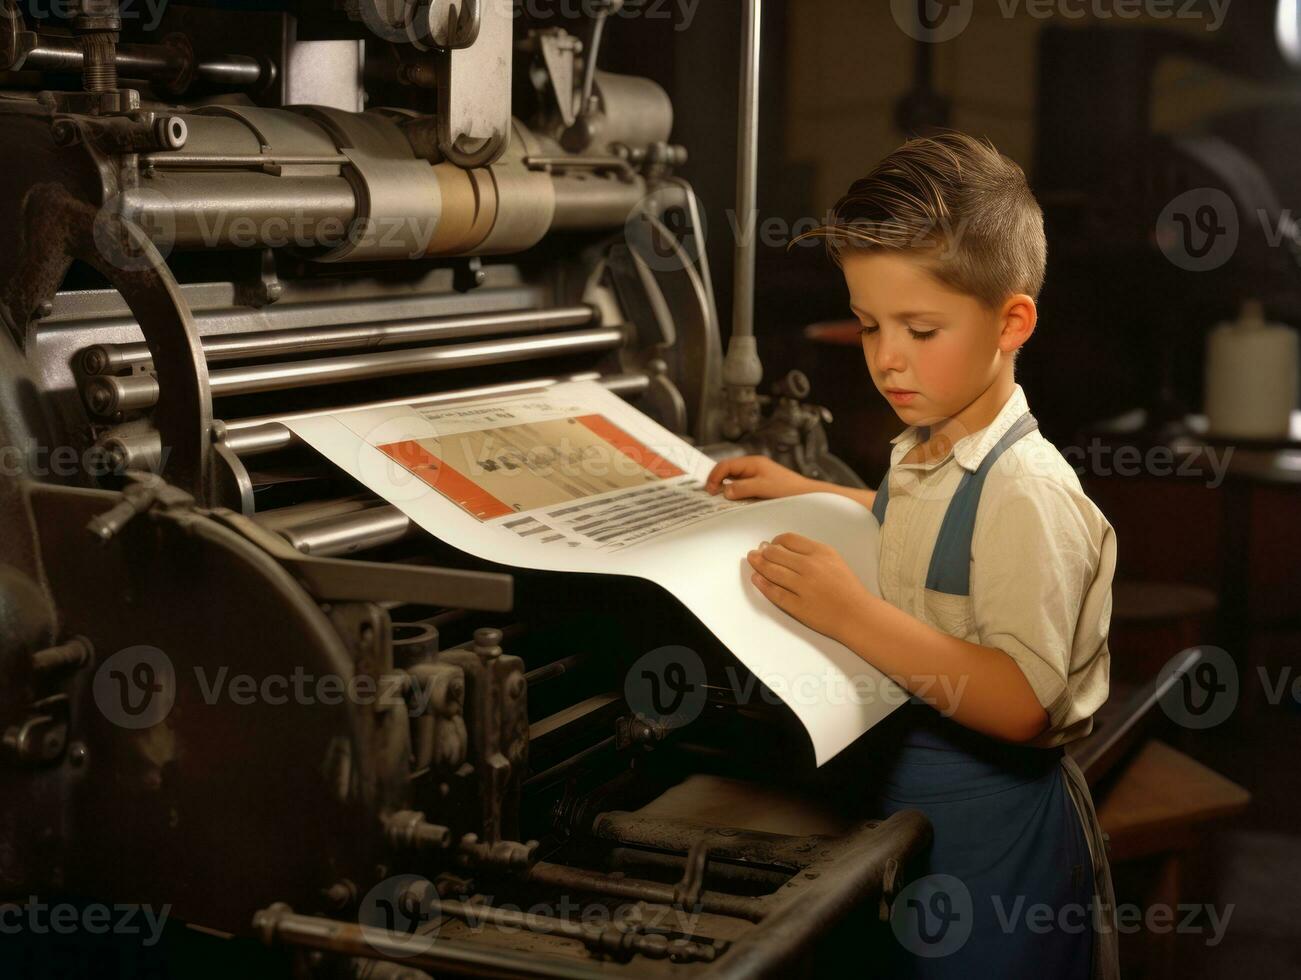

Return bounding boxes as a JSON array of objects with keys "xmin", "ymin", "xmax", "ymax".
[{"xmin": 888, "ymin": 384, "xmax": 1031, "ymax": 473}]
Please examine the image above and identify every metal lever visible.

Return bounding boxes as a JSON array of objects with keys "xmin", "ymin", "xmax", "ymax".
[
  {"xmin": 208, "ymin": 508, "xmax": 514, "ymax": 612},
  {"xmin": 85, "ymin": 472, "xmax": 195, "ymax": 544}
]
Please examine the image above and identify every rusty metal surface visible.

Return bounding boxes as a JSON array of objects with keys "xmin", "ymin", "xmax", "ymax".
[{"xmin": 24, "ymin": 482, "xmax": 373, "ymax": 932}]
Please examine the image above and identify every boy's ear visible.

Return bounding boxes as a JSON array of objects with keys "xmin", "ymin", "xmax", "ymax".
[{"xmin": 998, "ymin": 294, "xmax": 1037, "ymax": 354}]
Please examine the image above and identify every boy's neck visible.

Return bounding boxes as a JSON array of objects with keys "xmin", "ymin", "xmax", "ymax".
[{"xmin": 913, "ymin": 373, "xmax": 1016, "ymax": 464}]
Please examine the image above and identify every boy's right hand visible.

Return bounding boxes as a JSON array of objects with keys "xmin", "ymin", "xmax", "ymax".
[{"xmin": 704, "ymin": 455, "xmax": 818, "ymax": 500}]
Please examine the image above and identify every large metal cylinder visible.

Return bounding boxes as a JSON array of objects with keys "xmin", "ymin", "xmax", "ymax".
[{"xmin": 125, "ymin": 108, "xmax": 642, "ymax": 260}]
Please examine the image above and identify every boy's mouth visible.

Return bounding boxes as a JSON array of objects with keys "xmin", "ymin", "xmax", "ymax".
[{"xmin": 885, "ymin": 388, "xmax": 917, "ymax": 405}]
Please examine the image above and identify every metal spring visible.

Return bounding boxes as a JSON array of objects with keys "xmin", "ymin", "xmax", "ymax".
[{"xmin": 80, "ymin": 35, "xmax": 118, "ymax": 92}]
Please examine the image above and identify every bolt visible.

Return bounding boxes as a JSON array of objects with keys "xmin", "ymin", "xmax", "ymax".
[
  {"xmin": 321, "ymin": 879, "xmax": 355, "ymax": 911},
  {"xmin": 473, "ymin": 628, "xmax": 502, "ymax": 659},
  {"xmin": 51, "ymin": 120, "xmax": 79, "ymax": 147},
  {"xmin": 87, "ymin": 381, "xmax": 114, "ymax": 416},
  {"xmin": 32, "ymin": 637, "xmax": 93, "ymax": 674},
  {"xmin": 81, "ymin": 347, "xmax": 108, "ymax": 374}
]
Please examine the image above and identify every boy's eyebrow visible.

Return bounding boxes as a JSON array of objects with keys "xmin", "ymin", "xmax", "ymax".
[{"xmin": 849, "ymin": 303, "xmax": 944, "ymax": 319}]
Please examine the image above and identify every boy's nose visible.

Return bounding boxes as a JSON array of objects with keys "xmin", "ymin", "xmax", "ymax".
[{"xmin": 868, "ymin": 336, "xmax": 906, "ymax": 375}]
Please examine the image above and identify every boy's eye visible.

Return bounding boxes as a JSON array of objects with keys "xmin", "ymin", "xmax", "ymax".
[{"xmin": 858, "ymin": 324, "xmax": 938, "ymax": 341}]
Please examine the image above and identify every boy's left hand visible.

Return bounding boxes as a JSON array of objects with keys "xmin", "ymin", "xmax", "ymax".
[{"xmin": 746, "ymin": 532, "xmax": 875, "ymax": 643}]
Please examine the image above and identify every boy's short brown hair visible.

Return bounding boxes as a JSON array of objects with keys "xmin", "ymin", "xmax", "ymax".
[{"xmin": 795, "ymin": 131, "xmax": 1047, "ymax": 309}]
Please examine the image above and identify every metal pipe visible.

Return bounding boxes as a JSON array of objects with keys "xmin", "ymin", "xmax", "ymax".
[
  {"xmin": 31, "ymin": 637, "xmax": 93, "ymax": 674},
  {"xmin": 140, "ymin": 154, "xmax": 350, "ymax": 168},
  {"xmin": 701, "ymin": 811, "xmax": 932, "ymax": 980},
  {"xmin": 252, "ymin": 904, "xmax": 621, "ymax": 980},
  {"xmin": 83, "ymin": 305, "xmax": 598, "ymax": 373},
  {"xmin": 591, "ymin": 811, "xmax": 818, "ymax": 869},
  {"xmin": 430, "ymin": 896, "xmax": 716, "ymax": 962},
  {"xmin": 250, "ymin": 494, "xmax": 376, "ymax": 532},
  {"xmin": 222, "ymin": 370, "xmax": 647, "ymax": 456},
  {"xmin": 224, "ymin": 370, "xmax": 647, "ymax": 435},
  {"xmin": 731, "ymin": 0, "xmax": 762, "ymax": 346},
  {"xmin": 55, "ymin": 287, "xmax": 548, "ymax": 348},
  {"xmin": 606, "ymin": 846, "xmax": 788, "ymax": 890},
  {"xmin": 19, "ymin": 36, "xmax": 265, "ymax": 88},
  {"xmin": 549, "ymin": 175, "xmax": 648, "ymax": 231},
  {"xmin": 222, "ymin": 423, "xmax": 292, "ymax": 457},
  {"xmin": 85, "ymin": 328, "xmax": 626, "ymax": 414},
  {"xmin": 217, "ymin": 327, "xmax": 622, "ymax": 397},
  {"xmin": 524, "ymin": 653, "xmax": 585, "ymax": 685},
  {"xmin": 525, "ymin": 861, "xmax": 766, "ymax": 922},
  {"xmin": 98, "ymin": 372, "xmax": 650, "ymax": 470},
  {"xmin": 718, "ymin": 0, "xmax": 765, "ymax": 441},
  {"xmin": 122, "ymin": 175, "xmax": 357, "ymax": 250},
  {"xmin": 277, "ymin": 506, "xmax": 413, "ymax": 557}
]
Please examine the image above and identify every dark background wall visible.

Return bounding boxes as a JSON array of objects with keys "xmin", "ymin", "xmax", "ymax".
[{"xmin": 611, "ymin": 0, "xmax": 1301, "ymax": 482}]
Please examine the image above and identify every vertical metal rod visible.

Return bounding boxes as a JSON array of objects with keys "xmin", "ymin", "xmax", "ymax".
[
  {"xmin": 720, "ymin": 0, "xmax": 764, "ymax": 439},
  {"xmin": 731, "ymin": 0, "xmax": 762, "ymax": 346}
]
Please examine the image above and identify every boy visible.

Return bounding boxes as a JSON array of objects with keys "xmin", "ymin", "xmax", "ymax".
[{"xmin": 705, "ymin": 132, "xmax": 1119, "ymax": 978}]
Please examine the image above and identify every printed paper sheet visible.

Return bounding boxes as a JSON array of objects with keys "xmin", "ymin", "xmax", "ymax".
[{"xmin": 286, "ymin": 380, "xmax": 905, "ymax": 765}]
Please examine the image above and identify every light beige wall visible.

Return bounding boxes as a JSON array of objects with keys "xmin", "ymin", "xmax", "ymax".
[{"xmin": 784, "ymin": 2, "xmax": 1257, "ymax": 212}]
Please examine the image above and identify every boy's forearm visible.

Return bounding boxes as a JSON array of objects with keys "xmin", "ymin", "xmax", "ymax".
[
  {"xmin": 839, "ymin": 595, "xmax": 1049, "ymax": 743},
  {"xmin": 803, "ymin": 479, "xmax": 876, "ymax": 512}
]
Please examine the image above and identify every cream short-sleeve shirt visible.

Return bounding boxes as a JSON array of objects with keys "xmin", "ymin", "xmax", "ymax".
[{"xmin": 876, "ymin": 383, "xmax": 1115, "ymax": 747}]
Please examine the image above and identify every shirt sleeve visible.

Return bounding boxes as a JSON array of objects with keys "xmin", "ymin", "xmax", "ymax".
[{"xmin": 970, "ymin": 476, "xmax": 1115, "ymax": 738}]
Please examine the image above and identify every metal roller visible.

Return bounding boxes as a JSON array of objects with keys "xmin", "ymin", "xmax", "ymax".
[
  {"xmin": 95, "ymin": 372, "xmax": 651, "ymax": 471},
  {"xmin": 11, "ymin": 35, "xmax": 268, "ymax": 90},
  {"xmin": 276, "ymin": 506, "xmax": 414, "ymax": 557},
  {"xmin": 124, "ymin": 109, "xmax": 636, "ymax": 258},
  {"xmin": 82, "ymin": 305, "xmax": 599, "ymax": 374},
  {"xmin": 84, "ymin": 328, "xmax": 626, "ymax": 415}
]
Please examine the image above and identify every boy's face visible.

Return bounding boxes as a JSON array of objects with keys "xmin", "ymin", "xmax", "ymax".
[{"xmin": 841, "ymin": 250, "xmax": 1027, "ymax": 427}]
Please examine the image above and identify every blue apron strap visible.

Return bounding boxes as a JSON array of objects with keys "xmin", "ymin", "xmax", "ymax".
[
  {"xmin": 925, "ymin": 410, "xmax": 1039, "ymax": 596},
  {"xmin": 873, "ymin": 426, "xmax": 929, "ymax": 528},
  {"xmin": 871, "ymin": 469, "xmax": 890, "ymax": 526}
]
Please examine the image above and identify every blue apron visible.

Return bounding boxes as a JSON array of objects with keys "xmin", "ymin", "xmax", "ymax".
[{"xmin": 865, "ymin": 410, "xmax": 1113, "ymax": 978}]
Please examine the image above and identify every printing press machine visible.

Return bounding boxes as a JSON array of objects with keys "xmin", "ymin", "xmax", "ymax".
[{"xmin": 0, "ymin": 1, "xmax": 933, "ymax": 975}]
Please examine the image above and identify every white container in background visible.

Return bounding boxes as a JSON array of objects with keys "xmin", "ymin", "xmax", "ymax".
[{"xmin": 1204, "ymin": 299, "xmax": 1299, "ymax": 440}]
